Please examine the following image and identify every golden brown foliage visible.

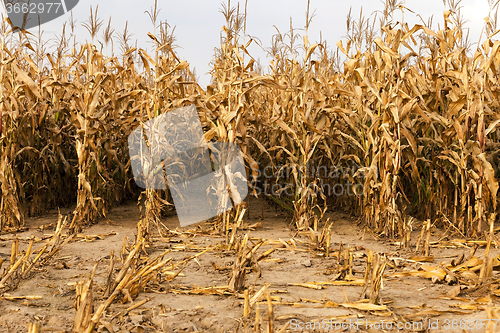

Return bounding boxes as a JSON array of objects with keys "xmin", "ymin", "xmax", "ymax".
[{"xmin": 0, "ymin": 1, "xmax": 499, "ymax": 243}]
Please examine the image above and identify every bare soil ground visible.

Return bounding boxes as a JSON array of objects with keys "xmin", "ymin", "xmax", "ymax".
[{"xmin": 0, "ymin": 198, "xmax": 500, "ymax": 332}]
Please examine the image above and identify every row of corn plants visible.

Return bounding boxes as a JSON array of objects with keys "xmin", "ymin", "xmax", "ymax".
[{"xmin": 0, "ymin": 1, "xmax": 499, "ymax": 240}]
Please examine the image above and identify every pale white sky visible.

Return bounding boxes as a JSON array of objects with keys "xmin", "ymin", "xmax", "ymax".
[{"xmin": 2, "ymin": 0, "xmax": 495, "ymax": 87}]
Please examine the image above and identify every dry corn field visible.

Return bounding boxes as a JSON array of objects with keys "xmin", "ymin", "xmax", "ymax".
[{"xmin": 4, "ymin": 0, "xmax": 500, "ymax": 332}]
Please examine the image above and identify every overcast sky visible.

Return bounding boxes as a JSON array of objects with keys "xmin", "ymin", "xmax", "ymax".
[{"xmin": 2, "ymin": 0, "xmax": 494, "ymax": 87}]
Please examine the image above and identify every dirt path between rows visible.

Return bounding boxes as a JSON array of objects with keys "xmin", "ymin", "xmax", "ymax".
[{"xmin": 0, "ymin": 198, "xmax": 499, "ymax": 332}]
